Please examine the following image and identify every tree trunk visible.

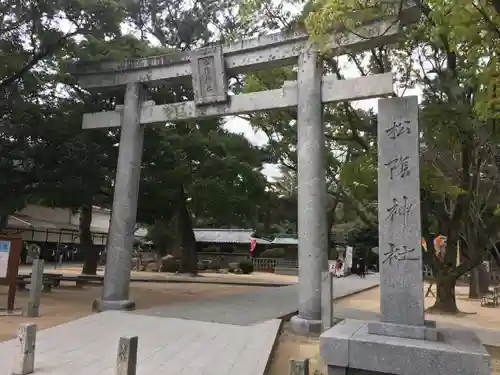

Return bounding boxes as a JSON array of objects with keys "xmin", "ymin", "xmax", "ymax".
[
  {"xmin": 478, "ymin": 263, "xmax": 490, "ymax": 294},
  {"xmin": 80, "ymin": 203, "xmax": 98, "ymax": 275},
  {"xmin": 166, "ymin": 216, "xmax": 182, "ymax": 258},
  {"xmin": 0, "ymin": 213, "xmax": 7, "ymax": 233},
  {"xmin": 178, "ymin": 185, "xmax": 197, "ymax": 274},
  {"xmin": 326, "ymin": 207, "xmax": 337, "ymax": 260},
  {"xmin": 431, "ymin": 274, "xmax": 459, "ymax": 313},
  {"xmin": 469, "ymin": 267, "xmax": 481, "ymax": 299}
]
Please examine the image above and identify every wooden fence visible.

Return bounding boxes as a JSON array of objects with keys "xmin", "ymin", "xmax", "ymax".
[{"xmin": 197, "ymin": 252, "xmax": 298, "ymax": 272}]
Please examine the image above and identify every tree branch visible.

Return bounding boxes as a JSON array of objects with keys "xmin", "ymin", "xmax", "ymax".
[
  {"xmin": 472, "ymin": 2, "xmax": 500, "ymax": 37},
  {"xmin": 0, "ymin": 30, "xmax": 80, "ymax": 91}
]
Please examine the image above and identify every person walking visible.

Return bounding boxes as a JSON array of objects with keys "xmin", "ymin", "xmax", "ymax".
[
  {"xmin": 359, "ymin": 257, "xmax": 366, "ymax": 278},
  {"xmin": 335, "ymin": 258, "xmax": 343, "ymax": 278}
]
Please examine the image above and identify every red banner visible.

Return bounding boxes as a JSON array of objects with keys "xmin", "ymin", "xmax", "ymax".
[{"xmin": 250, "ymin": 238, "xmax": 257, "ymax": 256}]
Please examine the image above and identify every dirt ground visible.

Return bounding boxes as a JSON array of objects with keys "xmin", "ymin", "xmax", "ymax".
[
  {"xmin": 0, "ymin": 265, "xmax": 293, "ymax": 343},
  {"xmin": 268, "ymin": 284, "xmax": 500, "ymax": 375},
  {"xmin": 18, "ymin": 265, "xmax": 298, "ymax": 284},
  {"xmin": 337, "ymin": 283, "xmax": 500, "ymax": 331},
  {"xmin": 267, "ymin": 324, "xmax": 500, "ymax": 375},
  {"xmin": 0, "ymin": 281, "xmax": 258, "ymax": 342}
]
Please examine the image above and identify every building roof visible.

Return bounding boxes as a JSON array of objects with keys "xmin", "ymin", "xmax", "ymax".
[
  {"xmin": 8, "ymin": 214, "xmax": 84, "ymax": 232},
  {"xmin": 271, "ymin": 237, "xmax": 298, "ymax": 245},
  {"xmin": 193, "ymin": 228, "xmax": 271, "ymax": 244},
  {"xmin": 8, "ymin": 214, "xmax": 145, "ymax": 237}
]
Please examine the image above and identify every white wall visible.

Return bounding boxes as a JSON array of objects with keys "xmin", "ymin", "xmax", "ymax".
[
  {"xmin": 69, "ymin": 207, "xmax": 110, "ymax": 233},
  {"xmin": 13, "ymin": 205, "xmax": 109, "ymax": 245},
  {"xmin": 20, "ymin": 205, "xmax": 71, "ymax": 224},
  {"xmin": 12, "ymin": 205, "xmax": 144, "ymax": 245}
]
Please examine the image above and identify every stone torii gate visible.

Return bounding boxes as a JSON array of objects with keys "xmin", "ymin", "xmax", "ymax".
[{"xmin": 72, "ymin": 2, "xmax": 419, "ymax": 334}]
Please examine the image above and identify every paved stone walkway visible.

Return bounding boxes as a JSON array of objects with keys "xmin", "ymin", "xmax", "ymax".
[
  {"xmin": 136, "ymin": 273, "xmax": 380, "ymax": 325},
  {"xmin": 0, "ymin": 311, "xmax": 281, "ymax": 375}
]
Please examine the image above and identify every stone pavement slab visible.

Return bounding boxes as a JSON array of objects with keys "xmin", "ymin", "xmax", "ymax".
[
  {"xmin": 0, "ymin": 311, "xmax": 281, "ymax": 375},
  {"xmin": 136, "ymin": 273, "xmax": 380, "ymax": 325}
]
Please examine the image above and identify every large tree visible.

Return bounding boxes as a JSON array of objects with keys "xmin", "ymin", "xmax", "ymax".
[
  {"xmin": 0, "ymin": 0, "xmax": 125, "ymax": 92},
  {"xmin": 31, "ymin": 35, "xmax": 172, "ymax": 274},
  {"xmin": 233, "ymin": 0, "xmax": 500, "ymax": 312},
  {"xmin": 305, "ymin": 0, "xmax": 500, "ymax": 312},
  {"xmin": 138, "ymin": 116, "xmax": 269, "ymax": 272},
  {"xmin": 1, "ymin": 0, "xmax": 272, "ymax": 275},
  {"xmin": 123, "ymin": 0, "xmax": 270, "ymax": 271},
  {"xmin": 0, "ymin": 0, "xmax": 126, "ymax": 229}
]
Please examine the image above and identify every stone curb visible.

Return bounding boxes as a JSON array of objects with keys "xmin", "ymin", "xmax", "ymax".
[
  {"xmin": 129, "ymin": 276, "xmax": 295, "ymax": 288},
  {"xmin": 262, "ymin": 319, "xmax": 286, "ymax": 375},
  {"xmin": 334, "ymin": 282, "xmax": 380, "ymax": 301}
]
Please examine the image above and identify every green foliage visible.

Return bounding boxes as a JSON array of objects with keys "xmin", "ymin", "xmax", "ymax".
[
  {"xmin": 0, "ymin": 0, "xmax": 130, "ymax": 227},
  {"xmin": 201, "ymin": 246, "xmax": 220, "ymax": 253},
  {"xmin": 0, "ymin": 0, "xmax": 126, "ymax": 91},
  {"xmin": 145, "ymin": 221, "xmax": 176, "ymax": 256},
  {"xmin": 71, "ymin": 35, "xmax": 172, "ymax": 66},
  {"xmin": 339, "ymin": 153, "xmax": 377, "ymax": 202},
  {"xmin": 0, "ymin": 0, "xmax": 272, "ymax": 276},
  {"xmin": 347, "ymin": 225, "xmax": 378, "ymax": 249},
  {"xmin": 301, "ymin": 0, "xmax": 500, "ymax": 312},
  {"xmin": 138, "ymin": 119, "xmax": 269, "ymax": 228},
  {"xmin": 161, "ymin": 258, "xmax": 180, "ymax": 273},
  {"xmin": 305, "ymin": 0, "xmax": 500, "ymax": 119},
  {"xmin": 239, "ymin": 259, "xmax": 254, "ymax": 274},
  {"xmin": 260, "ymin": 248, "xmax": 285, "ymax": 258},
  {"xmin": 33, "ymin": 98, "xmax": 117, "ymax": 208}
]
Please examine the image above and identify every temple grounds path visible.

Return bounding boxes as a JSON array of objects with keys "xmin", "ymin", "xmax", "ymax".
[{"xmin": 0, "ymin": 282, "xmax": 258, "ymax": 342}]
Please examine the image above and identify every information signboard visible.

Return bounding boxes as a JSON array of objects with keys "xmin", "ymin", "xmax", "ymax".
[
  {"xmin": 0, "ymin": 235, "xmax": 21, "ymax": 311},
  {"xmin": 345, "ymin": 246, "xmax": 353, "ymax": 270},
  {"xmin": 0, "ymin": 240, "xmax": 11, "ymax": 278}
]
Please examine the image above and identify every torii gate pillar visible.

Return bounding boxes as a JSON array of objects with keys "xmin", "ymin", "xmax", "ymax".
[
  {"xmin": 291, "ymin": 46, "xmax": 328, "ymax": 333},
  {"xmin": 92, "ymin": 82, "xmax": 145, "ymax": 312}
]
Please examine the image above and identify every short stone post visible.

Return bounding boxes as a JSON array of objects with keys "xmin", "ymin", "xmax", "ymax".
[
  {"xmin": 12, "ymin": 323, "xmax": 36, "ymax": 375},
  {"xmin": 290, "ymin": 358, "xmax": 309, "ymax": 375},
  {"xmin": 321, "ymin": 271, "xmax": 334, "ymax": 331},
  {"xmin": 24, "ymin": 259, "xmax": 44, "ymax": 317},
  {"xmin": 116, "ymin": 336, "xmax": 138, "ymax": 375}
]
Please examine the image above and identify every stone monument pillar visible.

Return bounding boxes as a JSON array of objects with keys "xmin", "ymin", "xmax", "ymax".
[
  {"xmin": 93, "ymin": 82, "xmax": 145, "ymax": 312},
  {"xmin": 291, "ymin": 46, "xmax": 328, "ymax": 335},
  {"xmin": 320, "ymin": 96, "xmax": 490, "ymax": 375}
]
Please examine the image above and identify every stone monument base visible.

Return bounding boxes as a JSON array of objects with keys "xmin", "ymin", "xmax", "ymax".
[
  {"xmin": 92, "ymin": 299, "xmax": 136, "ymax": 312},
  {"xmin": 320, "ymin": 319, "xmax": 490, "ymax": 375},
  {"xmin": 290, "ymin": 315, "xmax": 322, "ymax": 335}
]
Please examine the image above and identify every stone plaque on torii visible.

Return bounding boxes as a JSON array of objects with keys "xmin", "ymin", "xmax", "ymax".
[{"xmin": 71, "ymin": 1, "xmax": 420, "ymax": 333}]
